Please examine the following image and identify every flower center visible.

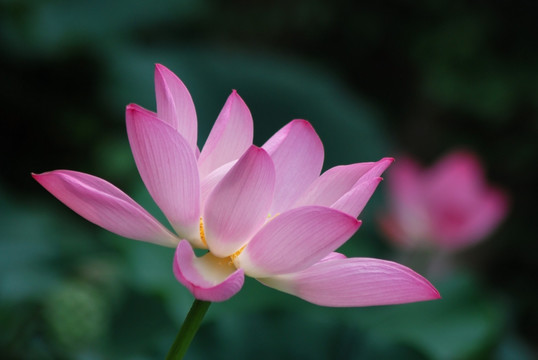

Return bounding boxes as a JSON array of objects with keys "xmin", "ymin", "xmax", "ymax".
[
  {"xmin": 199, "ymin": 217, "xmax": 207, "ymax": 247},
  {"xmin": 199, "ymin": 217, "xmax": 245, "ymax": 265}
]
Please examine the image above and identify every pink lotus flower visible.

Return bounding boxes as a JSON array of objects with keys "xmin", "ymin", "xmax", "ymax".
[
  {"xmin": 33, "ymin": 64, "xmax": 439, "ymax": 306},
  {"xmin": 379, "ymin": 150, "xmax": 509, "ymax": 251}
]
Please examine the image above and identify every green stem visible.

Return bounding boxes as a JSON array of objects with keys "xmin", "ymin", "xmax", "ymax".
[{"xmin": 165, "ymin": 300, "xmax": 211, "ymax": 360}]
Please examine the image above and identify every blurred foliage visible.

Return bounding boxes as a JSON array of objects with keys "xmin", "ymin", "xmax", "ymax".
[{"xmin": 1, "ymin": 0, "xmax": 537, "ymax": 359}]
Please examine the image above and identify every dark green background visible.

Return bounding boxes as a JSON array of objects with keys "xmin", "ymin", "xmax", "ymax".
[{"xmin": 1, "ymin": 0, "xmax": 536, "ymax": 359}]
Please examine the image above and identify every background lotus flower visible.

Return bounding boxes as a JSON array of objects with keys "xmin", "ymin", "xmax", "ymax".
[
  {"xmin": 379, "ymin": 150, "xmax": 509, "ymax": 251},
  {"xmin": 33, "ymin": 65, "xmax": 439, "ymax": 307}
]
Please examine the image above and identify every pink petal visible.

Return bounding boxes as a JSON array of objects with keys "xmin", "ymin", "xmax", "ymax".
[
  {"xmin": 363, "ymin": 157, "xmax": 394, "ymax": 179},
  {"xmin": 198, "ymin": 91, "xmax": 253, "ymax": 178},
  {"xmin": 432, "ymin": 187, "xmax": 509, "ymax": 250},
  {"xmin": 235, "ymin": 206, "xmax": 361, "ymax": 277},
  {"xmin": 200, "ymin": 160, "xmax": 236, "ymax": 210},
  {"xmin": 320, "ymin": 252, "xmax": 347, "ymax": 262},
  {"xmin": 384, "ymin": 157, "xmax": 428, "ymax": 241},
  {"xmin": 459, "ymin": 188, "xmax": 508, "ymax": 243},
  {"xmin": 294, "ymin": 158, "xmax": 393, "ymax": 217},
  {"xmin": 173, "ymin": 240, "xmax": 244, "ymax": 302},
  {"xmin": 421, "ymin": 151, "xmax": 491, "ymax": 213},
  {"xmin": 126, "ymin": 104, "xmax": 201, "ymax": 245},
  {"xmin": 154, "ymin": 64, "xmax": 198, "ymax": 151},
  {"xmin": 331, "ymin": 177, "xmax": 383, "ymax": 218},
  {"xmin": 32, "ymin": 171, "xmax": 178, "ymax": 247},
  {"xmin": 425, "ymin": 150, "xmax": 485, "ymax": 201},
  {"xmin": 203, "ymin": 146, "xmax": 275, "ymax": 258},
  {"xmin": 386, "ymin": 157, "xmax": 423, "ymax": 208},
  {"xmin": 294, "ymin": 163, "xmax": 377, "ymax": 208},
  {"xmin": 260, "ymin": 257, "xmax": 440, "ymax": 307},
  {"xmin": 262, "ymin": 120, "xmax": 324, "ymax": 214}
]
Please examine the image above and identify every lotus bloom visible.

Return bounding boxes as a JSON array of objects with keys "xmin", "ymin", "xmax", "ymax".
[
  {"xmin": 379, "ymin": 151, "xmax": 509, "ymax": 251},
  {"xmin": 33, "ymin": 64, "xmax": 439, "ymax": 306}
]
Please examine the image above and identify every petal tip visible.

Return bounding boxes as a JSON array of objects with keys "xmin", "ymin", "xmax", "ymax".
[
  {"xmin": 154, "ymin": 63, "xmax": 175, "ymax": 78},
  {"xmin": 32, "ymin": 170, "xmax": 55, "ymax": 182},
  {"xmin": 290, "ymin": 118, "xmax": 313, "ymax": 128},
  {"xmin": 126, "ymin": 103, "xmax": 142, "ymax": 112},
  {"xmin": 413, "ymin": 272, "xmax": 442, "ymax": 302},
  {"xmin": 31, "ymin": 172, "xmax": 46, "ymax": 185},
  {"xmin": 228, "ymin": 89, "xmax": 247, "ymax": 106},
  {"xmin": 424, "ymin": 283, "xmax": 442, "ymax": 301},
  {"xmin": 246, "ymin": 144, "xmax": 268, "ymax": 156},
  {"xmin": 344, "ymin": 215, "xmax": 362, "ymax": 232}
]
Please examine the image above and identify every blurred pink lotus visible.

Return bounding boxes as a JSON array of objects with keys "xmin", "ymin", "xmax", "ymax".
[
  {"xmin": 380, "ymin": 150, "xmax": 509, "ymax": 251},
  {"xmin": 34, "ymin": 64, "xmax": 440, "ymax": 306}
]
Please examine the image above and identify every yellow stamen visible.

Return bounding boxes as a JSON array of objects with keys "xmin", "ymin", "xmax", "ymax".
[
  {"xmin": 267, "ymin": 213, "xmax": 280, "ymax": 220},
  {"xmin": 229, "ymin": 245, "xmax": 246, "ymax": 264},
  {"xmin": 199, "ymin": 216, "xmax": 245, "ymax": 266},
  {"xmin": 199, "ymin": 217, "xmax": 207, "ymax": 247}
]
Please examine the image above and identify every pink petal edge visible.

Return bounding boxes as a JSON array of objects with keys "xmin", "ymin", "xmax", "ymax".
[
  {"xmin": 32, "ymin": 170, "xmax": 179, "ymax": 247},
  {"xmin": 203, "ymin": 146, "xmax": 275, "ymax": 257},
  {"xmin": 154, "ymin": 64, "xmax": 198, "ymax": 151},
  {"xmin": 126, "ymin": 104, "xmax": 202, "ymax": 245},
  {"xmin": 294, "ymin": 158, "xmax": 393, "ymax": 213},
  {"xmin": 331, "ymin": 177, "xmax": 384, "ymax": 218},
  {"xmin": 236, "ymin": 206, "xmax": 361, "ymax": 277},
  {"xmin": 260, "ymin": 257, "xmax": 440, "ymax": 307},
  {"xmin": 198, "ymin": 90, "xmax": 253, "ymax": 178},
  {"xmin": 173, "ymin": 240, "xmax": 245, "ymax": 302},
  {"xmin": 294, "ymin": 162, "xmax": 377, "ymax": 208},
  {"xmin": 200, "ymin": 160, "xmax": 237, "ymax": 210},
  {"xmin": 262, "ymin": 119, "xmax": 324, "ymax": 214}
]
